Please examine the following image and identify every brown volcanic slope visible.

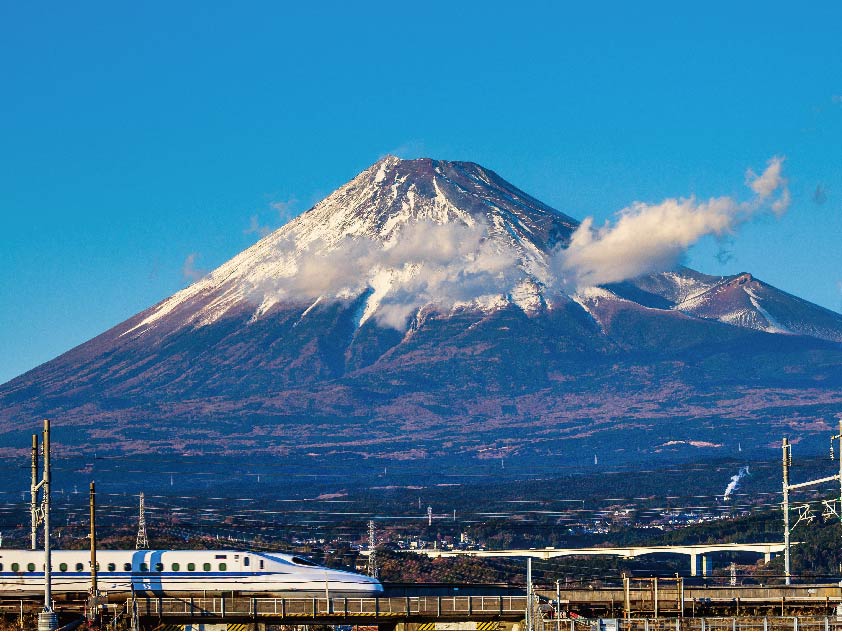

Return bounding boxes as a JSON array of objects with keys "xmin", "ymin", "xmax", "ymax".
[{"xmin": 2, "ymin": 157, "xmax": 842, "ymax": 466}]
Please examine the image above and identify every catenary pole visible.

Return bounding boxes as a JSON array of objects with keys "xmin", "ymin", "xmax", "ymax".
[
  {"xmin": 31, "ymin": 434, "xmax": 38, "ymax": 550},
  {"xmin": 38, "ymin": 419, "xmax": 56, "ymax": 630},
  {"xmin": 90, "ymin": 482, "xmax": 97, "ymax": 594},
  {"xmin": 526, "ymin": 557, "xmax": 532, "ymax": 631},
  {"xmin": 782, "ymin": 437, "xmax": 791, "ymax": 585}
]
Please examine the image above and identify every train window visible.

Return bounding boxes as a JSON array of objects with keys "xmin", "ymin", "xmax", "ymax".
[
  {"xmin": 187, "ymin": 563, "xmax": 195, "ymax": 571},
  {"xmin": 291, "ymin": 556, "xmax": 318, "ymax": 567},
  {"xmin": 59, "ymin": 563, "xmax": 67, "ymax": 572},
  {"xmin": 243, "ymin": 557, "xmax": 250, "ymax": 567},
  {"xmin": 219, "ymin": 562, "xmax": 227, "ymax": 571},
  {"xmin": 107, "ymin": 563, "xmax": 116, "ymax": 572},
  {"xmin": 124, "ymin": 563, "xmax": 132, "ymax": 572},
  {"xmin": 12, "ymin": 563, "xmax": 19, "ymax": 572},
  {"xmin": 155, "ymin": 563, "xmax": 164, "ymax": 572},
  {"xmin": 203, "ymin": 563, "xmax": 211, "ymax": 571},
  {"xmin": 140, "ymin": 563, "xmax": 148, "ymax": 572},
  {"xmin": 27, "ymin": 563, "xmax": 36, "ymax": 572},
  {"xmin": 0, "ymin": 563, "xmax": 3, "ymax": 571},
  {"xmin": 172, "ymin": 563, "xmax": 180, "ymax": 571},
  {"xmin": 76, "ymin": 563, "xmax": 84, "ymax": 572}
]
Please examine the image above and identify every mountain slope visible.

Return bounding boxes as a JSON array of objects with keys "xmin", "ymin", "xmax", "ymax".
[{"xmin": 2, "ymin": 157, "xmax": 842, "ymax": 470}]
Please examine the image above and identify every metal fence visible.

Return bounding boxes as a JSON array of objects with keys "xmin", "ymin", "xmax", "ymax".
[
  {"xmin": 546, "ymin": 617, "xmax": 842, "ymax": 632},
  {"xmin": 130, "ymin": 595, "xmax": 529, "ymax": 619}
]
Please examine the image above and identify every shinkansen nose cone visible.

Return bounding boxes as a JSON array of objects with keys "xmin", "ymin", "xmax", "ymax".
[{"xmin": 325, "ymin": 567, "xmax": 384, "ymax": 594}]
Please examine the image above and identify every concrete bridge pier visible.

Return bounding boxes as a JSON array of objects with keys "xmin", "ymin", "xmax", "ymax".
[{"xmin": 690, "ymin": 554, "xmax": 713, "ymax": 577}]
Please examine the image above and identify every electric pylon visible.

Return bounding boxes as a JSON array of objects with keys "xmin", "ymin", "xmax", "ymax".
[
  {"xmin": 366, "ymin": 520, "xmax": 378, "ymax": 577},
  {"xmin": 136, "ymin": 492, "xmax": 149, "ymax": 549}
]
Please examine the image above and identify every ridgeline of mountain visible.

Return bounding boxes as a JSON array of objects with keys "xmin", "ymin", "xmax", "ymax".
[{"xmin": 2, "ymin": 157, "xmax": 842, "ymax": 469}]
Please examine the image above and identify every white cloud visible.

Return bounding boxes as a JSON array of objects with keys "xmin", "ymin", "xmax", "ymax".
[
  {"xmin": 244, "ymin": 215, "xmax": 271, "ymax": 238},
  {"xmin": 270, "ymin": 197, "xmax": 299, "ymax": 223},
  {"xmin": 380, "ymin": 140, "xmax": 426, "ymax": 160},
  {"xmin": 243, "ymin": 199, "xmax": 300, "ymax": 243},
  {"xmin": 746, "ymin": 156, "xmax": 787, "ymax": 201},
  {"xmin": 182, "ymin": 253, "xmax": 207, "ymax": 282},
  {"xmin": 554, "ymin": 156, "xmax": 791, "ymax": 288},
  {"xmin": 771, "ymin": 188, "xmax": 791, "ymax": 216},
  {"xmin": 250, "ymin": 220, "xmax": 521, "ymax": 329}
]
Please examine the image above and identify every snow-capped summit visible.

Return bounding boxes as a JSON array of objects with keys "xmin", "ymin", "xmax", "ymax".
[
  {"xmin": 283, "ymin": 155, "xmax": 577, "ymax": 248},
  {"xmin": 124, "ymin": 157, "xmax": 580, "ymax": 336}
]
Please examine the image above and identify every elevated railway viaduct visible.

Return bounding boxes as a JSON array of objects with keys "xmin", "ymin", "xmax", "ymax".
[
  {"xmin": 5, "ymin": 583, "xmax": 842, "ymax": 630},
  {"xmin": 406, "ymin": 543, "xmax": 788, "ymax": 577}
]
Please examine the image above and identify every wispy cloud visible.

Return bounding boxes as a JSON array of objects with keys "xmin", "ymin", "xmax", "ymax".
[
  {"xmin": 813, "ymin": 184, "xmax": 828, "ymax": 206},
  {"xmin": 745, "ymin": 156, "xmax": 787, "ymax": 207},
  {"xmin": 182, "ymin": 253, "xmax": 207, "ymax": 282},
  {"xmin": 244, "ymin": 198, "xmax": 300, "ymax": 241},
  {"xmin": 270, "ymin": 197, "xmax": 299, "ymax": 224},
  {"xmin": 553, "ymin": 157, "xmax": 791, "ymax": 288},
  {"xmin": 380, "ymin": 140, "xmax": 426, "ymax": 160},
  {"xmin": 244, "ymin": 215, "xmax": 272, "ymax": 238},
  {"xmin": 715, "ymin": 236, "xmax": 736, "ymax": 265}
]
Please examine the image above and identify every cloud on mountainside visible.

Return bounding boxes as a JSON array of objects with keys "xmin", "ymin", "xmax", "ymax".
[
  {"xmin": 553, "ymin": 156, "xmax": 790, "ymax": 288},
  {"xmin": 248, "ymin": 157, "xmax": 790, "ymax": 329},
  {"xmin": 250, "ymin": 221, "xmax": 521, "ymax": 329}
]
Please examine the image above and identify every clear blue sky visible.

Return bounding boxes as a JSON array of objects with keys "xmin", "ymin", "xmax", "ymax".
[{"xmin": 1, "ymin": 1, "xmax": 840, "ymax": 384}]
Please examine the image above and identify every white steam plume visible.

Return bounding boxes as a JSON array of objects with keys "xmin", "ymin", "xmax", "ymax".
[
  {"xmin": 723, "ymin": 465, "xmax": 750, "ymax": 501},
  {"xmin": 554, "ymin": 157, "xmax": 790, "ymax": 288}
]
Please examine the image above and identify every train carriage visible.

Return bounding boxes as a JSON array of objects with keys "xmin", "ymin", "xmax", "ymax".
[{"xmin": 0, "ymin": 549, "xmax": 383, "ymax": 596}]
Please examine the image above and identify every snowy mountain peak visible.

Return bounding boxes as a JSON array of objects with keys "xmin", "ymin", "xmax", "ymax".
[
  {"xmin": 124, "ymin": 157, "xmax": 580, "ymax": 336},
  {"xmin": 283, "ymin": 156, "xmax": 578, "ymax": 248}
]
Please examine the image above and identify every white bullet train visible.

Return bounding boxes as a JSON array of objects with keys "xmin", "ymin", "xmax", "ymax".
[{"xmin": 0, "ymin": 549, "xmax": 383, "ymax": 596}]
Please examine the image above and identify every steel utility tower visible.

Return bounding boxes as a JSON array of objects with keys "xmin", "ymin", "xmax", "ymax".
[
  {"xmin": 366, "ymin": 520, "xmax": 378, "ymax": 577},
  {"xmin": 136, "ymin": 492, "xmax": 149, "ymax": 549}
]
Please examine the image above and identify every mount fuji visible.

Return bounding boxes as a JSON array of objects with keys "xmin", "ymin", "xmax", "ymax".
[{"xmin": 2, "ymin": 157, "xmax": 842, "ymax": 469}]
